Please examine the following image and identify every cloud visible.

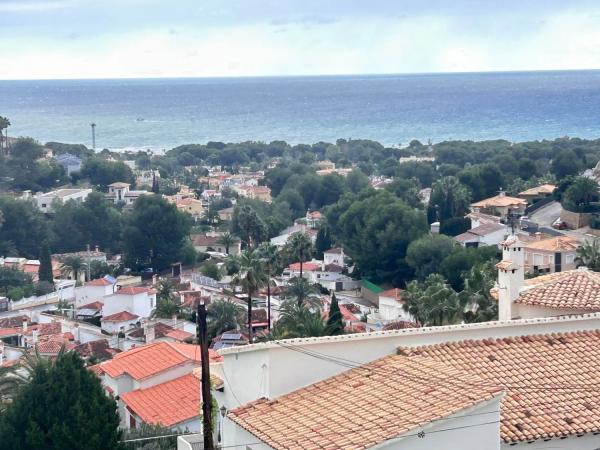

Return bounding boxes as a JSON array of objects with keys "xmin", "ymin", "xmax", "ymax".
[
  {"xmin": 2, "ymin": 3, "xmax": 600, "ymax": 79},
  {"xmin": 0, "ymin": 0, "xmax": 74, "ymax": 12}
]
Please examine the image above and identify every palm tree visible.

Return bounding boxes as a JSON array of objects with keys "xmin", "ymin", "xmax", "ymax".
[
  {"xmin": 217, "ymin": 232, "xmax": 237, "ymax": 255},
  {"xmin": 230, "ymin": 249, "xmax": 268, "ymax": 343},
  {"xmin": 0, "ymin": 365, "xmax": 26, "ymax": 413},
  {"xmin": 403, "ymin": 274, "xmax": 461, "ymax": 326},
  {"xmin": 271, "ymin": 301, "xmax": 328, "ymax": 339},
  {"xmin": 575, "ymin": 238, "xmax": 600, "ymax": 271},
  {"xmin": 206, "ymin": 298, "xmax": 245, "ymax": 339},
  {"xmin": 257, "ymin": 242, "xmax": 280, "ymax": 330},
  {"xmin": 286, "ymin": 232, "xmax": 313, "ymax": 278},
  {"xmin": 59, "ymin": 256, "xmax": 87, "ymax": 282},
  {"xmin": 459, "ymin": 260, "xmax": 498, "ymax": 323},
  {"xmin": 282, "ymin": 277, "xmax": 321, "ymax": 308},
  {"xmin": 429, "ymin": 176, "xmax": 471, "ymax": 221}
]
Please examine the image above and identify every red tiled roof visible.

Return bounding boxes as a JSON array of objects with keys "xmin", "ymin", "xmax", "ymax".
[
  {"xmin": 87, "ymin": 278, "xmax": 114, "ymax": 286},
  {"xmin": 288, "ymin": 262, "xmax": 321, "ymax": 272},
  {"xmin": 380, "ymin": 288, "xmax": 402, "ymax": 302},
  {"xmin": 102, "ymin": 311, "xmax": 139, "ymax": 322},
  {"xmin": 191, "ymin": 235, "xmax": 219, "ymax": 247},
  {"xmin": 97, "ymin": 342, "xmax": 219, "ymax": 380},
  {"xmin": 229, "ymin": 355, "xmax": 501, "ymax": 450},
  {"xmin": 165, "ymin": 329, "xmax": 194, "ymax": 341},
  {"xmin": 515, "ymin": 268, "xmax": 600, "ymax": 311},
  {"xmin": 0, "ymin": 315, "xmax": 29, "ymax": 329},
  {"xmin": 115, "ymin": 287, "xmax": 155, "ymax": 295},
  {"xmin": 399, "ymin": 330, "xmax": 600, "ymax": 443},
  {"xmin": 77, "ymin": 300, "xmax": 104, "ymax": 310},
  {"xmin": 121, "ymin": 374, "xmax": 201, "ymax": 427},
  {"xmin": 324, "ymin": 247, "xmax": 342, "ymax": 254},
  {"xmin": 0, "ymin": 327, "xmax": 20, "ymax": 337}
]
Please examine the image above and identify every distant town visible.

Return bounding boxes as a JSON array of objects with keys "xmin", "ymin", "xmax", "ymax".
[{"xmin": 2, "ymin": 121, "xmax": 600, "ymax": 450}]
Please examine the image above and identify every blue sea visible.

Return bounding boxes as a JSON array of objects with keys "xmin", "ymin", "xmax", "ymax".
[{"xmin": 1, "ymin": 70, "xmax": 600, "ymax": 151}]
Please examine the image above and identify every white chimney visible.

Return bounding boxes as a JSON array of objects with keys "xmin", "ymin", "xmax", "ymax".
[
  {"xmin": 32, "ymin": 330, "xmax": 39, "ymax": 344},
  {"xmin": 497, "ymin": 236, "xmax": 525, "ymax": 321},
  {"xmin": 22, "ymin": 317, "xmax": 28, "ymax": 332},
  {"xmin": 145, "ymin": 323, "xmax": 155, "ymax": 343},
  {"xmin": 430, "ymin": 222, "xmax": 440, "ymax": 234}
]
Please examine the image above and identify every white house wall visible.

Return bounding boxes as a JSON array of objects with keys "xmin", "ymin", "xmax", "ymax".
[{"xmin": 219, "ymin": 314, "xmax": 600, "ymax": 408}]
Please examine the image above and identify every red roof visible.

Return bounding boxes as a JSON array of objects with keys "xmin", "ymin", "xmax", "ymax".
[
  {"xmin": 87, "ymin": 278, "xmax": 114, "ymax": 286},
  {"xmin": 102, "ymin": 311, "xmax": 139, "ymax": 322},
  {"xmin": 115, "ymin": 287, "xmax": 155, "ymax": 295},
  {"xmin": 97, "ymin": 342, "xmax": 220, "ymax": 380},
  {"xmin": 324, "ymin": 247, "xmax": 343, "ymax": 254},
  {"xmin": 288, "ymin": 262, "xmax": 321, "ymax": 272},
  {"xmin": 380, "ymin": 288, "xmax": 402, "ymax": 302},
  {"xmin": 121, "ymin": 374, "xmax": 201, "ymax": 427},
  {"xmin": 0, "ymin": 327, "xmax": 20, "ymax": 337},
  {"xmin": 77, "ymin": 300, "xmax": 104, "ymax": 310}
]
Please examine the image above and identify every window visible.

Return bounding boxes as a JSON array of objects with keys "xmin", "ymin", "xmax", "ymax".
[
  {"xmin": 566, "ymin": 254, "xmax": 574, "ymax": 264},
  {"xmin": 41, "ymin": 203, "xmax": 47, "ymax": 208}
]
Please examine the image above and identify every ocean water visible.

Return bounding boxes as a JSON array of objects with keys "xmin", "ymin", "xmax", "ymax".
[{"xmin": 1, "ymin": 70, "xmax": 600, "ymax": 151}]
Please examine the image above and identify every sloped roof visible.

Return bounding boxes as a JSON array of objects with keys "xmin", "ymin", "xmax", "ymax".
[
  {"xmin": 229, "ymin": 355, "xmax": 500, "ymax": 450},
  {"xmin": 102, "ymin": 311, "xmax": 139, "ymax": 322},
  {"xmin": 471, "ymin": 194, "xmax": 526, "ymax": 208},
  {"xmin": 380, "ymin": 288, "xmax": 402, "ymax": 302},
  {"xmin": 399, "ymin": 330, "xmax": 600, "ymax": 443},
  {"xmin": 518, "ymin": 184, "xmax": 556, "ymax": 196},
  {"xmin": 515, "ymin": 268, "xmax": 600, "ymax": 311},
  {"xmin": 121, "ymin": 373, "xmax": 201, "ymax": 427},
  {"xmin": 114, "ymin": 286, "xmax": 155, "ymax": 295},
  {"xmin": 87, "ymin": 278, "xmax": 114, "ymax": 286},
  {"xmin": 525, "ymin": 236, "xmax": 579, "ymax": 252},
  {"xmin": 96, "ymin": 342, "xmax": 209, "ymax": 380}
]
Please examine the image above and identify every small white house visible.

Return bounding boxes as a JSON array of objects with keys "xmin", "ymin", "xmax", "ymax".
[
  {"xmin": 101, "ymin": 310, "xmax": 140, "ymax": 334},
  {"xmin": 454, "ymin": 223, "xmax": 507, "ymax": 248},
  {"xmin": 102, "ymin": 286, "xmax": 157, "ymax": 319},
  {"xmin": 74, "ymin": 277, "xmax": 116, "ymax": 307},
  {"xmin": 323, "ymin": 247, "xmax": 345, "ymax": 266},
  {"xmin": 34, "ymin": 188, "xmax": 92, "ymax": 213}
]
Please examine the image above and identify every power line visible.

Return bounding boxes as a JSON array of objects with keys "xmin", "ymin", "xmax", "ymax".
[{"xmin": 274, "ymin": 340, "xmax": 600, "ymax": 392}]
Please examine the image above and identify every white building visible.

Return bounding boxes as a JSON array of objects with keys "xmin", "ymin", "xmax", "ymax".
[
  {"xmin": 216, "ymin": 313, "xmax": 600, "ymax": 450},
  {"xmin": 74, "ymin": 277, "xmax": 116, "ymax": 307},
  {"xmin": 323, "ymin": 247, "xmax": 344, "ymax": 266},
  {"xmin": 101, "ymin": 286, "xmax": 157, "ymax": 319},
  {"xmin": 496, "ymin": 235, "xmax": 600, "ymax": 320},
  {"xmin": 106, "ymin": 182, "xmax": 150, "ymax": 206},
  {"xmin": 454, "ymin": 222, "xmax": 507, "ymax": 247},
  {"xmin": 34, "ymin": 188, "xmax": 92, "ymax": 213}
]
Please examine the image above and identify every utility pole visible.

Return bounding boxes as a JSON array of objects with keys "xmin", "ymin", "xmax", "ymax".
[
  {"xmin": 90, "ymin": 123, "xmax": 96, "ymax": 150},
  {"xmin": 197, "ymin": 299, "xmax": 214, "ymax": 450}
]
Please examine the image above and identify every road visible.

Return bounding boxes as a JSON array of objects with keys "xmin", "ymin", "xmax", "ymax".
[{"xmin": 529, "ymin": 201, "xmax": 562, "ymax": 227}]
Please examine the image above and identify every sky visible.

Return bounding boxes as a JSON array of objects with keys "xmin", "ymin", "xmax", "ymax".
[{"xmin": 2, "ymin": 0, "xmax": 600, "ymax": 79}]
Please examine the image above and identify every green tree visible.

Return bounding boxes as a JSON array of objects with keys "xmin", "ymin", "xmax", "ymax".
[
  {"xmin": 0, "ymin": 116, "xmax": 10, "ymax": 154},
  {"xmin": 0, "ymin": 351, "xmax": 123, "ymax": 450},
  {"xmin": 230, "ymin": 249, "xmax": 268, "ymax": 343},
  {"xmin": 428, "ymin": 176, "xmax": 471, "ymax": 222},
  {"xmin": 315, "ymin": 226, "xmax": 332, "ymax": 259},
  {"xmin": 0, "ymin": 364, "xmax": 27, "ymax": 414},
  {"xmin": 201, "ymin": 261, "xmax": 222, "ymax": 280},
  {"xmin": 552, "ymin": 149, "xmax": 582, "ymax": 179},
  {"xmin": 271, "ymin": 301, "xmax": 328, "ymax": 339},
  {"xmin": 122, "ymin": 195, "xmax": 192, "ymax": 271},
  {"xmin": 152, "ymin": 281, "xmax": 180, "ymax": 319},
  {"xmin": 325, "ymin": 293, "xmax": 344, "ymax": 335},
  {"xmin": 231, "ymin": 204, "xmax": 268, "ymax": 248},
  {"xmin": 459, "ymin": 260, "xmax": 498, "ymax": 323},
  {"xmin": 406, "ymin": 234, "xmax": 456, "ymax": 280},
  {"xmin": 216, "ymin": 232, "xmax": 237, "ymax": 255},
  {"xmin": 257, "ymin": 242, "xmax": 280, "ymax": 330},
  {"xmin": 0, "ymin": 197, "xmax": 48, "ymax": 259},
  {"xmin": 59, "ymin": 256, "xmax": 87, "ymax": 282},
  {"xmin": 0, "ymin": 267, "xmax": 34, "ymax": 298},
  {"xmin": 285, "ymin": 232, "xmax": 313, "ymax": 278},
  {"xmin": 439, "ymin": 246, "xmax": 499, "ymax": 291},
  {"xmin": 402, "ymin": 274, "xmax": 461, "ymax": 326},
  {"xmin": 81, "ymin": 157, "xmax": 135, "ymax": 189},
  {"xmin": 207, "ymin": 299, "xmax": 245, "ymax": 339},
  {"xmin": 346, "ymin": 169, "xmax": 370, "ymax": 194},
  {"xmin": 336, "ymin": 190, "xmax": 427, "ymax": 284},
  {"xmin": 575, "ymin": 238, "xmax": 600, "ymax": 271},
  {"xmin": 37, "ymin": 242, "xmax": 54, "ymax": 286},
  {"xmin": 281, "ymin": 277, "xmax": 320, "ymax": 308},
  {"xmin": 562, "ymin": 176, "xmax": 599, "ymax": 212}
]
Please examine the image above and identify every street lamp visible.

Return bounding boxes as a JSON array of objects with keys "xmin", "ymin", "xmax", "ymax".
[{"xmin": 219, "ymin": 406, "xmax": 227, "ymax": 443}]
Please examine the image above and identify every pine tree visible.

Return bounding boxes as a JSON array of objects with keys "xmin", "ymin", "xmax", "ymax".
[
  {"xmin": 151, "ymin": 172, "xmax": 160, "ymax": 194},
  {"xmin": 315, "ymin": 226, "xmax": 331, "ymax": 259},
  {"xmin": 0, "ymin": 351, "xmax": 123, "ymax": 450},
  {"xmin": 38, "ymin": 242, "xmax": 54, "ymax": 286},
  {"xmin": 326, "ymin": 292, "xmax": 345, "ymax": 335}
]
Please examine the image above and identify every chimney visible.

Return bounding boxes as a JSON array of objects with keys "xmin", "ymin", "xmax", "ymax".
[
  {"xmin": 32, "ymin": 330, "xmax": 39, "ymax": 344},
  {"xmin": 22, "ymin": 317, "xmax": 28, "ymax": 332},
  {"xmin": 497, "ymin": 237, "xmax": 525, "ymax": 321},
  {"xmin": 535, "ymin": 232, "xmax": 542, "ymax": 241},
  {"xmin": 499, "ymin": 190, "xmax": 506, "ymax": 197},
  {"xmin": 430, "ymin": 222, "xmax": 440, "ymax": 234},
  {"xmin": 144, "ymin": 322, "xmax": 155, "ymax": 343},
  {"xmin": 95, "ymin": 245, "xmax": 100, "ymax": 253}
]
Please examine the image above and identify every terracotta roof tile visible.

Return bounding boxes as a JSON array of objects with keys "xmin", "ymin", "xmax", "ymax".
[
  {"xmin": 229, "ymin": 355, "xmax": 501, "ymax": 450},
  {"xmin": 98, "ymin": 342, "xmax": 204, "ymax": 380},
  {"xmin": 115, "ymin": 287, "xmax": 155, "ymax": 295},
  {"xmin": 288, "ymin": 262, "xmax": 321, "ymax": 272},
  {"xmin": 102, "ymin": 311, "xmax": 139, "ymax": 322},
  {"xmin": 77, "ymin": 300, "xmax": 104, "ymax": 310},
  {"xmin": 399, "ymin": 330, "xmax": 600, "ymax": 443},
  {"xmin": 515, "ymin": 268, "xmax": 600, "ymax": 311},
  {"xmin": 471, "ymin": 194, "xmax": 526, "ymax": 208},
  {"xmin": 525, "ymin": 236, "xmax": 579, "ymax": 252},
  {"xmin": 518, "ymin": 184, "xmax": 556, "ymax": 196},
  {"xmin": 121, "ymin": 374, "xmax": 201, "ymax": 427},
  {"xmin": 87, "ymin": 278, "xmax": 114, "ymax": 286}
]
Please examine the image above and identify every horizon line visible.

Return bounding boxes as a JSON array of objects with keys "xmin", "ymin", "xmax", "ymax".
[{"xmin": 1, "ymin": 67, "xmax": 599, "ymax": 82}]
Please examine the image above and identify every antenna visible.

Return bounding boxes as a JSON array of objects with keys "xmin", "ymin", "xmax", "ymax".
[{"xmin": 90, "ymin": 123, "xmax": 96, "ymax": 150}]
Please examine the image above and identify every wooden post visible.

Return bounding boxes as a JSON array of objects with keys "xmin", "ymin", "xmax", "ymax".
[{"xmin": 197, "ymin": 300, "xmax": 214, "ymax": 450}]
